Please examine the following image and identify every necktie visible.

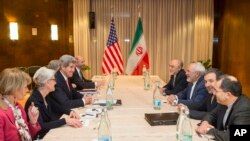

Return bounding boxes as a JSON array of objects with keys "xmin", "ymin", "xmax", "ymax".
[
  {"xmin": 211, "ymin": 95, "xmax": 215, "ymax": 104},
  {"xmin": 223, "ymin": 107, "xmax": 230, "ymax": 129},
  {"xmin": 173, "ymin": 75, "xmax": 176, "ymax": 88},
  {"xmin": 66, "ymin": 79, "xmax": 70, "ymax": 90}
]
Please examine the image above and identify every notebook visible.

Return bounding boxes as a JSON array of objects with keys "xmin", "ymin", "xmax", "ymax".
[{"xmin": 145, "ymin": 112, "xmax": 179, "ymax": 126}]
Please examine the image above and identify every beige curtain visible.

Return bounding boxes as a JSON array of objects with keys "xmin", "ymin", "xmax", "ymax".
[
  {"xmin": 73, "ymin": 0, "xmax": 90, "ymax": 68},
  {"xmin": 73, "ymin": 0, "xmax": 214, "ymax": 81}
]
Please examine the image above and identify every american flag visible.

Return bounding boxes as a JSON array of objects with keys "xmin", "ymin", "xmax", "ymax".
[{"xmin": 102, "ymin": 17, "xmax": 124, "ymax": 75}]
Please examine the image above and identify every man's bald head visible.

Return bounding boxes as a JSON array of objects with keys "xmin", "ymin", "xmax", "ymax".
[{"xmin": 169, "ymin": 59, "xmax": 183, "ymax": 75}]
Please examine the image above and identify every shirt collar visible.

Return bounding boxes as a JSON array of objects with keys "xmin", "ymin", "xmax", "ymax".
[{"xmin": 60, "ymin": 71, "xmax": 68, "ymax": 81}]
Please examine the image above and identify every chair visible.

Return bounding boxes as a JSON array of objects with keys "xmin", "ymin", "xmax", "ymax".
[
  {"xmin": 18, "ymin": 92, "xmax": 31, "ymax": 107},
  {"xmin": 16, "ymin": 67, "xmax": 28, "ymax": 73},
  {"xmin": 27, "ymin": 66, "xmax": 41, "ymax": 90}
]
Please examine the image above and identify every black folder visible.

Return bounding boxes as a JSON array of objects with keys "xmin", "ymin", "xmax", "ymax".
[{"xmin": 145, "ymin": 112, "xmax": 179, "ymax": 126}]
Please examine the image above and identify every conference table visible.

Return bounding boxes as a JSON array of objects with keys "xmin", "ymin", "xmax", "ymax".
[{"xmin": 43, "ymin": 75, "xmax": 206, "ymax": 141}]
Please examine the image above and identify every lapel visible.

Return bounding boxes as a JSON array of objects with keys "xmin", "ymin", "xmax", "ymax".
[
  {"xmin": 56, "ymin": 71, "xmax": 72, "ymax": 98},
  {"xmin": 34, "ymin": 89, "xmax": 51, "ymax": 119},
  {"xmin": 224, "ymin": 96, "xmax": 242, "ymax": 130},
  {"xmin": 188, "ymin": 76, "xmax": 204, "ymax": 99},
  {"xmin": 5, "ymin": 107, "xmax": 16, "ymax": 125},
  {"xmin": 217, "ymin": 105, "xmax": 227, "ymax": 130},
  {"xmin": 187, "ymin": 83, "xmax": 193, "ymax": 99}
]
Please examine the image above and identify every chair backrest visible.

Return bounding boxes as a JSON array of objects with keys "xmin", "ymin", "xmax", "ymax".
[
  {"xmin": 26, "ymin": 66, "xmax": 41, "ymax": 90},
  {"xmin": 27, "ymin": 66, "xmax": 41, "ymax": 77},
  {"xmin": 16, "ymin": 67, "xmax": 28, "ymax": 73}
]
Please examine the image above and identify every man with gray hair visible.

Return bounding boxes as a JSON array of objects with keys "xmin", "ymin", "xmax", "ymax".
[
  {"xmin": 178, "ymin": 68, "xmax": 223, "ymax": 120},
  {"xmin": 167, "ymin": 62, "xmax": 209, "ymax": 109},
  {"xmin": 49, "ymin": 54, "xmax": 92, "ymax": 117}
]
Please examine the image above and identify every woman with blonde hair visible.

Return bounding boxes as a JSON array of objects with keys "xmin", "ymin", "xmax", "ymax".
[{"xmin": 0, "ymin": 68, "xmax": 41, "ymax": 141}]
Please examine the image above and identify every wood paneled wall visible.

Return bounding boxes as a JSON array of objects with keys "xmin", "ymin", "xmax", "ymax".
[
  {"xmin": 214, "ymin": 0, "xmax": 250, "ymax": 97},
  {"xmin": 0, "ymin": 0, "xmax": 73, "ymax": 70}
]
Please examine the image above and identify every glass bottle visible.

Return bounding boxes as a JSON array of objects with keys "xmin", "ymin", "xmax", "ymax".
[
  {"xmin": 142, "ymin": 64, "xmax": 147, "ymax": 78},
  {"xmin": 153, "ymin": 81, "xmax": 161, "ymax": 110},
  {"xmin": 109, "ymin": 75, "xmax": 115, "ymax": 90},
  {"xmin": 98, "ymin": 109, "xmax": 112, "ymax": 141},
  {"xmin": 104, "ymin": 108, "xmax": 111, "ymax": 127},
  {"xmin": 106, "ymin": 83, "xmax": 113, "ymax": 110},
  {"xmin": 180, "ymin": 113, "xmax": 192, "ymax": 141},
  {"xmin": 111, "ymin": 66, "xmax": 117, "ymax": 79},
  {"xmin": 144, "ymin": 72, "xmax": 150, "ymax": 90},
  {"xmin": 176, "ymin": 106, "xmax": 185, "ymax": 141}
]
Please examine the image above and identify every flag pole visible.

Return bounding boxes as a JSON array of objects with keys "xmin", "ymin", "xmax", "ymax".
[
  {"xmin": 138, "ymin": 0, "xmax": 141, "ymax": 18},
  {"xmin": 111, "ymin": 6, "xmax": 114, "ymax": 18}
]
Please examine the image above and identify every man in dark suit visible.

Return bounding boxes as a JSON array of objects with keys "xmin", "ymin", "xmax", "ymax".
[
  {"xmin": 161, "ymin": 59, "xmax": 188, "ymax": 95},
  {"xmin": 178, "ymin": 68, "xmax": 223, "ymax": 120},
  {"xmin": 196, "ymin": 75, "xmax": 250, "ymax": 141},
  {"xmin": 70, "ymin": 56, "xmax": 104, "ymax": 90},
  {"xmin": 167, "ymin": 62, "xmax": 209, "ymax": 110},
  {"xmin": 49, "ymin": 55, "xmax": 92, "ymax": 115}
]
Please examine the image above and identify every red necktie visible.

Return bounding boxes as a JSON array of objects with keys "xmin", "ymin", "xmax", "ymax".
[{"xmin": 66, "ymin": 79, "xmax": 70, "ymax": 90}]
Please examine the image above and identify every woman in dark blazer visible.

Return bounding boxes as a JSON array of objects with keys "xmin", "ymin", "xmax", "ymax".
[{"xmin": 25, "ymin": 67, "xmax": 82, "ymax": 139}]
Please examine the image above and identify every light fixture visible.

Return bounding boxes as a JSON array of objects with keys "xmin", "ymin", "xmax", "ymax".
[
  {"xmin": 51, "ymin": 24, "xmax": 58, "ymax": 40},
  {"xmin": 9, "ymin": 22, "xmax": 18, "ymax": 40}
]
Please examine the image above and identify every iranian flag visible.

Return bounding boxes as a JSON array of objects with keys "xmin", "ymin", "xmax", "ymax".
[{"xmin": 126, "ymin": 18, "xmax": 149, "ymax": 75}]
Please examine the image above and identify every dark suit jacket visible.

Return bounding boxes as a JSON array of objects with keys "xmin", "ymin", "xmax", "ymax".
[
  {"xmin": 189, "ymin": 94, "xmax": 217, "ymax": 120},
  {"xmin": 70, "ymin": 68, "xmax": 95, "ymax": 90},
  {"xmin": 50, "ymin": 71, "xmax": 84, "ymax": 114},
  {"xmin": 25, "ymin": 89, "xmax": 69, "ymax": 139},
  {"xmin": 163, "ymin": 69, "xmax": 188, "ymax": 95},
  {"xmin": 204, "ymin": 95, "xmax": 250, "ymax": 141},
  {"xmin": 177, "ymin": 76, "xmax": 209, "ymax": 110}
]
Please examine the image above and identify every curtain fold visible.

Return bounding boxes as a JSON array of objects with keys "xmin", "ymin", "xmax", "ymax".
[{"xmin": 73, "ymin": 0, "xmax": 214, "ymax": 81}]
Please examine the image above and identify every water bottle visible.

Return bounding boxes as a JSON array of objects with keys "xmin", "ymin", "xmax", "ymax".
[
  {"xmin": 176, "ymin": 107, "xmax": 185, "ymax": 141},
  {"xmin": 153, "ymin": 81, "xmax": 161, "ymax": 110},
  {"xmin": 109, "ymin": 75, "xmax": 115, "ymax": 90},
  {"xmin": 180, "ymin": 113, "xmax": 192, "ymax": 141},
  {"xmin": 98, "ymin": 109, "xmax": 112, "ymax": 141},
  {"xmin": 111, "ymin": 66, "xmax": 117, "ymax": 79},
  {"xmin": 104, "ymin": 108, "xmax": 111, "ymax": 127},
  {"xmin": 106, "ymin": 84, "xmax": 113, "ymax": 110},
  {"xmin": 144, "ymin": 72, "xmax": 150, "ymax": 90},
  {"xmin": 142, "ymin": 64, "xmax": 147, "ymax": 78}
]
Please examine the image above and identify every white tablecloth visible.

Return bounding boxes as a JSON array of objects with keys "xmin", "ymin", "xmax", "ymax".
[{"xmin": 42, "ymin": 75, "xmax": 206, "ymax": 141}]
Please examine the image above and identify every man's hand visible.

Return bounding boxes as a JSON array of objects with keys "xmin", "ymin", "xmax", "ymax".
[
  {"xmin": 196, "ymin": 121, "xmax": 214, "ymax": 135},
  {"xmin": 83, "ymin": 94, "xmax": 93, "ymax": 105},
  {"xmin": 159, "ymin": 88, "xmax": 166, "ymax": 95},
  {"xmin": 166, "ymin": 95, "xmax": 177, "ymax": 104}
]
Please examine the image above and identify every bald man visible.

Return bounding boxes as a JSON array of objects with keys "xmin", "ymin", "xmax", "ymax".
[
  {"xmin": 70, "ymin": 56, "xmax": 103, "ymax": 90},
  {"xmin": 161, "ymin": 59, "xmax": 188, "ymax": 95}
]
